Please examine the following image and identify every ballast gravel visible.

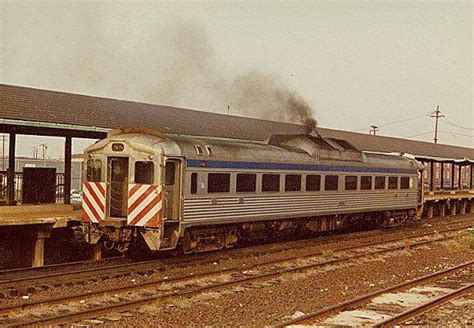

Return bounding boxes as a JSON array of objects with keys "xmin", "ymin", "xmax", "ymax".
[{"xmin": 111, "ymin": 233, "xmax": 473, "ymax": 327}]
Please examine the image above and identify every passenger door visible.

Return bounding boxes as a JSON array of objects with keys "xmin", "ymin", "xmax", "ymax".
[
  {"xmin": 107, "ymin": 157, "xmax": 129, "ymax": 218},
  {"xmin": 164, "ymin": 159, "xmax": 181, "ymax": 220}
]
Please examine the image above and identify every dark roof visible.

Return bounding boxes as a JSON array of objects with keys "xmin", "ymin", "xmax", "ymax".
[{"xmin": 1, "ymin": 84, "xmax": 473, "ymax": 160}]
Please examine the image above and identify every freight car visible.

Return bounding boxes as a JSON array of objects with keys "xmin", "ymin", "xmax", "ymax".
[{"xmin": 81, "ymin": 128, "xmax": 424, "ymax": 254}]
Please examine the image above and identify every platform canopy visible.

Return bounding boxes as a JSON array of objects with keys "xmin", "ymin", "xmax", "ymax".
[{"xmin": 1, "ymin": 83, "xmax": 473, "ymax": 160}]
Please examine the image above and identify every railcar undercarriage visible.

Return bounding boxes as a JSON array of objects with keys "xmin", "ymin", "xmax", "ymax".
[{"xmin": 81, "ymin": 208, "xmax": 418, "ymax": 255}]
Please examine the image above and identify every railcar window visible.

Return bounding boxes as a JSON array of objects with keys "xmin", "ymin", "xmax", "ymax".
[
  {"xmin": 135, "ymin": 162, "xmax": 154, "ymax": 184},
  {"xmin": 306, "ymin": 175, "xmax": 321, "ymax": 191},
  {"xmin": 361, "ymin": 176, "xmax": 372, "ymax": 190},
  {"xmin": 236, "ymin": 174, "xmax": 257, "ymax": 193},
  {"xmin": 86, "ymin": 159, "xmax": 102, "ymax": 182},
  {"xmin": 165, "ymin": 162, "xmax": 176, "ymax": 185},
  {"xmin": 375, "ymin": 176, "xmax": 386, "ymax": 189},
  {"xmin": 345, "ymin": 176, "xmax": 357, "ymax": 190},
  {"xmin": 190, "ymin": 173, "xmax": 198, "ymax": 194},
  {"xmin": 388, "ymin": 176, "xmax": 398, "ymax": 190},
  {"xmin": 262, "ymin": 174, "xmax": 280, "ymax": 192},
  {"xmin": 324, "ymin": 175, "xmax": 339, "ymax": 191},
  {"xmin": 285, "ymin": 174, "xmax": 301, "ymax": 192},
  {"xmin": 400, "ymin": 177, "xmax": 410, "ymax": 189},
  {"xmin": 208, "ymin": 173, "xmax": 230, "ymax": 193}
]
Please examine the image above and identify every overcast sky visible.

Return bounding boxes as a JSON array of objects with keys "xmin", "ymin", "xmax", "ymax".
[{"xmin": 1, "ymin": 1, "xmax": 472, "ymax": 158}]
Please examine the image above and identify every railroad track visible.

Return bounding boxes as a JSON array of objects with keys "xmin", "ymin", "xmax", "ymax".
[
  {"xmin": 1, "ymin": 218, "xmax": 471, "ymax": 300},
  {"xmin": 275, "ymin": 260, "xmax": 474, "ymax": 327},
  {"xmin": 0, "ymin": 213, "xmax": 469, "ymax": 283},
  {"xmin": 0, "ymin": 255, "xmax": 126, "ymax": 279},
  {"xmin": 0, "ymin": 224, "xmax": 470, "ymax": 326},
  {"xmin": 1, "ymin": 215, "xmax": 471, "ymax": 299}
]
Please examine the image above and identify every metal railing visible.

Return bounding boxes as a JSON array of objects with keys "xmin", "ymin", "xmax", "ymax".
[{"xmin": 0, "ymin": 171, "xmax": 65, "ymax": 205}]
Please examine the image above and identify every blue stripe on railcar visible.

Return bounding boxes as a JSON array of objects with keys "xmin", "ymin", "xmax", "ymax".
[{"xmin": 186, "ymin": 160, "xmax": 416, "ymax": 174}]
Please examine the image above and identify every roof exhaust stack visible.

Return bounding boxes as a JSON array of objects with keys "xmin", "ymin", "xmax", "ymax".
[{"xmin": 268, "ymin": 134, "xmax": 364, "ymax": 162}]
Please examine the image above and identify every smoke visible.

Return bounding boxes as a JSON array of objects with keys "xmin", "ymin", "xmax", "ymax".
[
  {"xmin": 3, "ymin": 3, "xmax": 317, "ymax": 133},
  {"xmin": 158, "ymin": 24, "xmax": 318, "ymax": 133},
  {"xmin": 229, "ymin": 70, "xmax": 317, "ymax": 133}
]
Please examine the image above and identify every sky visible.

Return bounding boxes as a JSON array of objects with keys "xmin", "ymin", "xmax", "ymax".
[{"xmin": 1, "ymin": 1, "xmax": 473, "ymax": 158}]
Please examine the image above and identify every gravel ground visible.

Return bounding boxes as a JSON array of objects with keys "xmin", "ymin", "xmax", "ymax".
[{"xmin": 108, "ymin": 233, "xmax": 474, "ymax": 327}]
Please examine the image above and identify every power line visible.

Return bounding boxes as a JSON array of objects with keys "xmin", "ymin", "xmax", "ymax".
[
  {"xmin": 441, "ymin": 118, "xmax": 474, "ymax": 131},
  {"xmin": 378, "ymin": 113, "xmax": 431, "ymax": 128},
  {"xmin": 354, "ymin": 112, "xmax": 431, "ymax": 132},
  {"xmin": 438, "ymin": 130, "xmax": 474, "ymax": 138},
  {"xmin": 405, "ymin": 131, "xmax": 434, "ymax": 138}
]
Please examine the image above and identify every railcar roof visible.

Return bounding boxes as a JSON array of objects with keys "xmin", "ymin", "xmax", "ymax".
[{"xmin": 99, "ymin": 132, "xmax": 418, "ymax": 170}]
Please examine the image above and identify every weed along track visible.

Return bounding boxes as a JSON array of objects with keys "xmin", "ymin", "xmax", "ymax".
[{"xmin": 0, "ymin": 225, "xmax": 470, "ymax": 326}]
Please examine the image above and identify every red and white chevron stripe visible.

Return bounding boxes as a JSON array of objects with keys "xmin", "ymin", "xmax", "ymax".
[
  {"xmin": 127, "ymin": 184, "xmax": 163, "ymax": 227},
  {"xmin": 82, "ymin": 181, "xmax": 106, "ymax": 223}
]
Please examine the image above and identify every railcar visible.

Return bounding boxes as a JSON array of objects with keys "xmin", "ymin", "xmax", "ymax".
[{"xmin": 81, "ymin": 128, "xmax": 424, "ymax": 254}]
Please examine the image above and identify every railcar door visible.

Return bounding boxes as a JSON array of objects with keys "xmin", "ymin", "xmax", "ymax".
[
  {"xmin": 418, "ymin": 170, "xmax": 424, "ymax": 205},
  {"xmin": 164, "ymin": 159, "xmax": 181, "ymax": 220},
  {"xmin": 107, "ymin": 157, "xmax": 129, "ymax": 218}
]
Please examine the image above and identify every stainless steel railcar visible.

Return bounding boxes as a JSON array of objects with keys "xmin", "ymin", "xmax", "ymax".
[{"xmin": 81, "ymin": 128, "xmax": 424, "ymax": 253}]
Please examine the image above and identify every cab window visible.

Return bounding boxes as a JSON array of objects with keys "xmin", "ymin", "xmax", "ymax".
[
  {"xmin": 135, "ymin": 161, "xmax": 154, "ymax": 184},
  {"xmin": 86, "ymin": 159, "xmax": 102, "ymax": 182}
]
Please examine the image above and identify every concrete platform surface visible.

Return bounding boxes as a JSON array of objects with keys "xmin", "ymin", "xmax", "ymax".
[
  {"xmin": 0, "ymin": 204, "xmax": 81, "ymax": 228},
  {"xmin": 425, "ymin": 190, "xmax": 474, "ymax": 202}
]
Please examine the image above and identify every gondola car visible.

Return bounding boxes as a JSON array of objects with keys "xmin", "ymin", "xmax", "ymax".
[{"xmin": 81, "ymin": 128, "xmax": 424, "ymax": 254}]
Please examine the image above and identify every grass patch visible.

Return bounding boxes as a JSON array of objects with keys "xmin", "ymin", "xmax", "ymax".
[
  {"xmin": 322, "ymin": 249, "xmax": 334, "ymax": 258},
  {"xmin": 469, "ymin": 232, "xmax": 474, "ymax": 250},
  {"xmin": 403, "ymin": 239, "xmax": 412, "ymax": 250}
]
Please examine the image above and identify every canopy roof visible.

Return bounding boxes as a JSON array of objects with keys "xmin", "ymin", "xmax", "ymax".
[{"xmin": 1, "ymin": 83, "xmax": 473, "ymax": 160}]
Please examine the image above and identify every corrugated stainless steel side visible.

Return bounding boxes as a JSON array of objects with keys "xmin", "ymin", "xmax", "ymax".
[{"xmin": 182, "ymin": 191, "xmax": 418, "ymax": 222}]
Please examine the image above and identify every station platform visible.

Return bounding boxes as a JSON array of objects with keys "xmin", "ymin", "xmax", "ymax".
[
  {"xmin": 0, "ymin": 205, "xmax": 81, "ymax": 268},
  {"xmin": 424, "ymin": 190, "xmax": 474, "ymax": 202},
  {"xmin": 423, "ymin": 190, "xmax": 474, "ymax": 219},
  {"xmin": 0, "ymin": 204, "xmax": 81, "ymax": 228}
]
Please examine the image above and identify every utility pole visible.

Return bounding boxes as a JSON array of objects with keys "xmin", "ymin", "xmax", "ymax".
[
  {"xmin": 369, "ymin": 125, "xmax": 379, "ymax": 135},
  {"xmin": 1, "ymin": 135, "xmax": 6, "ymax": 171},
  {"xmin": 430, "ymin": 105, "xmax": 444, "ymax": 144}
]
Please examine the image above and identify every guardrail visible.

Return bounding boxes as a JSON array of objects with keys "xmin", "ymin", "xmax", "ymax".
[{"xmin": 0, "ymin": 171, "xmax": 65, "ymax": 205}]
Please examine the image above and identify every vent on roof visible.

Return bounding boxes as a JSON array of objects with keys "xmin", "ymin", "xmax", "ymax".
[
  {"xmin": 194, "ymin": 145, "xmax": 204, "ymax": 155},
  {"xmin": 205, "ymin": 146, "xmax": 214, "ymax": 156},
  {"xmin": 330, "ymin": 138, "xmax": 358, "ymax": 151},
  {"xmin": 305, "ymin": 135, "xmax": 336, "ymax": 150}
]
